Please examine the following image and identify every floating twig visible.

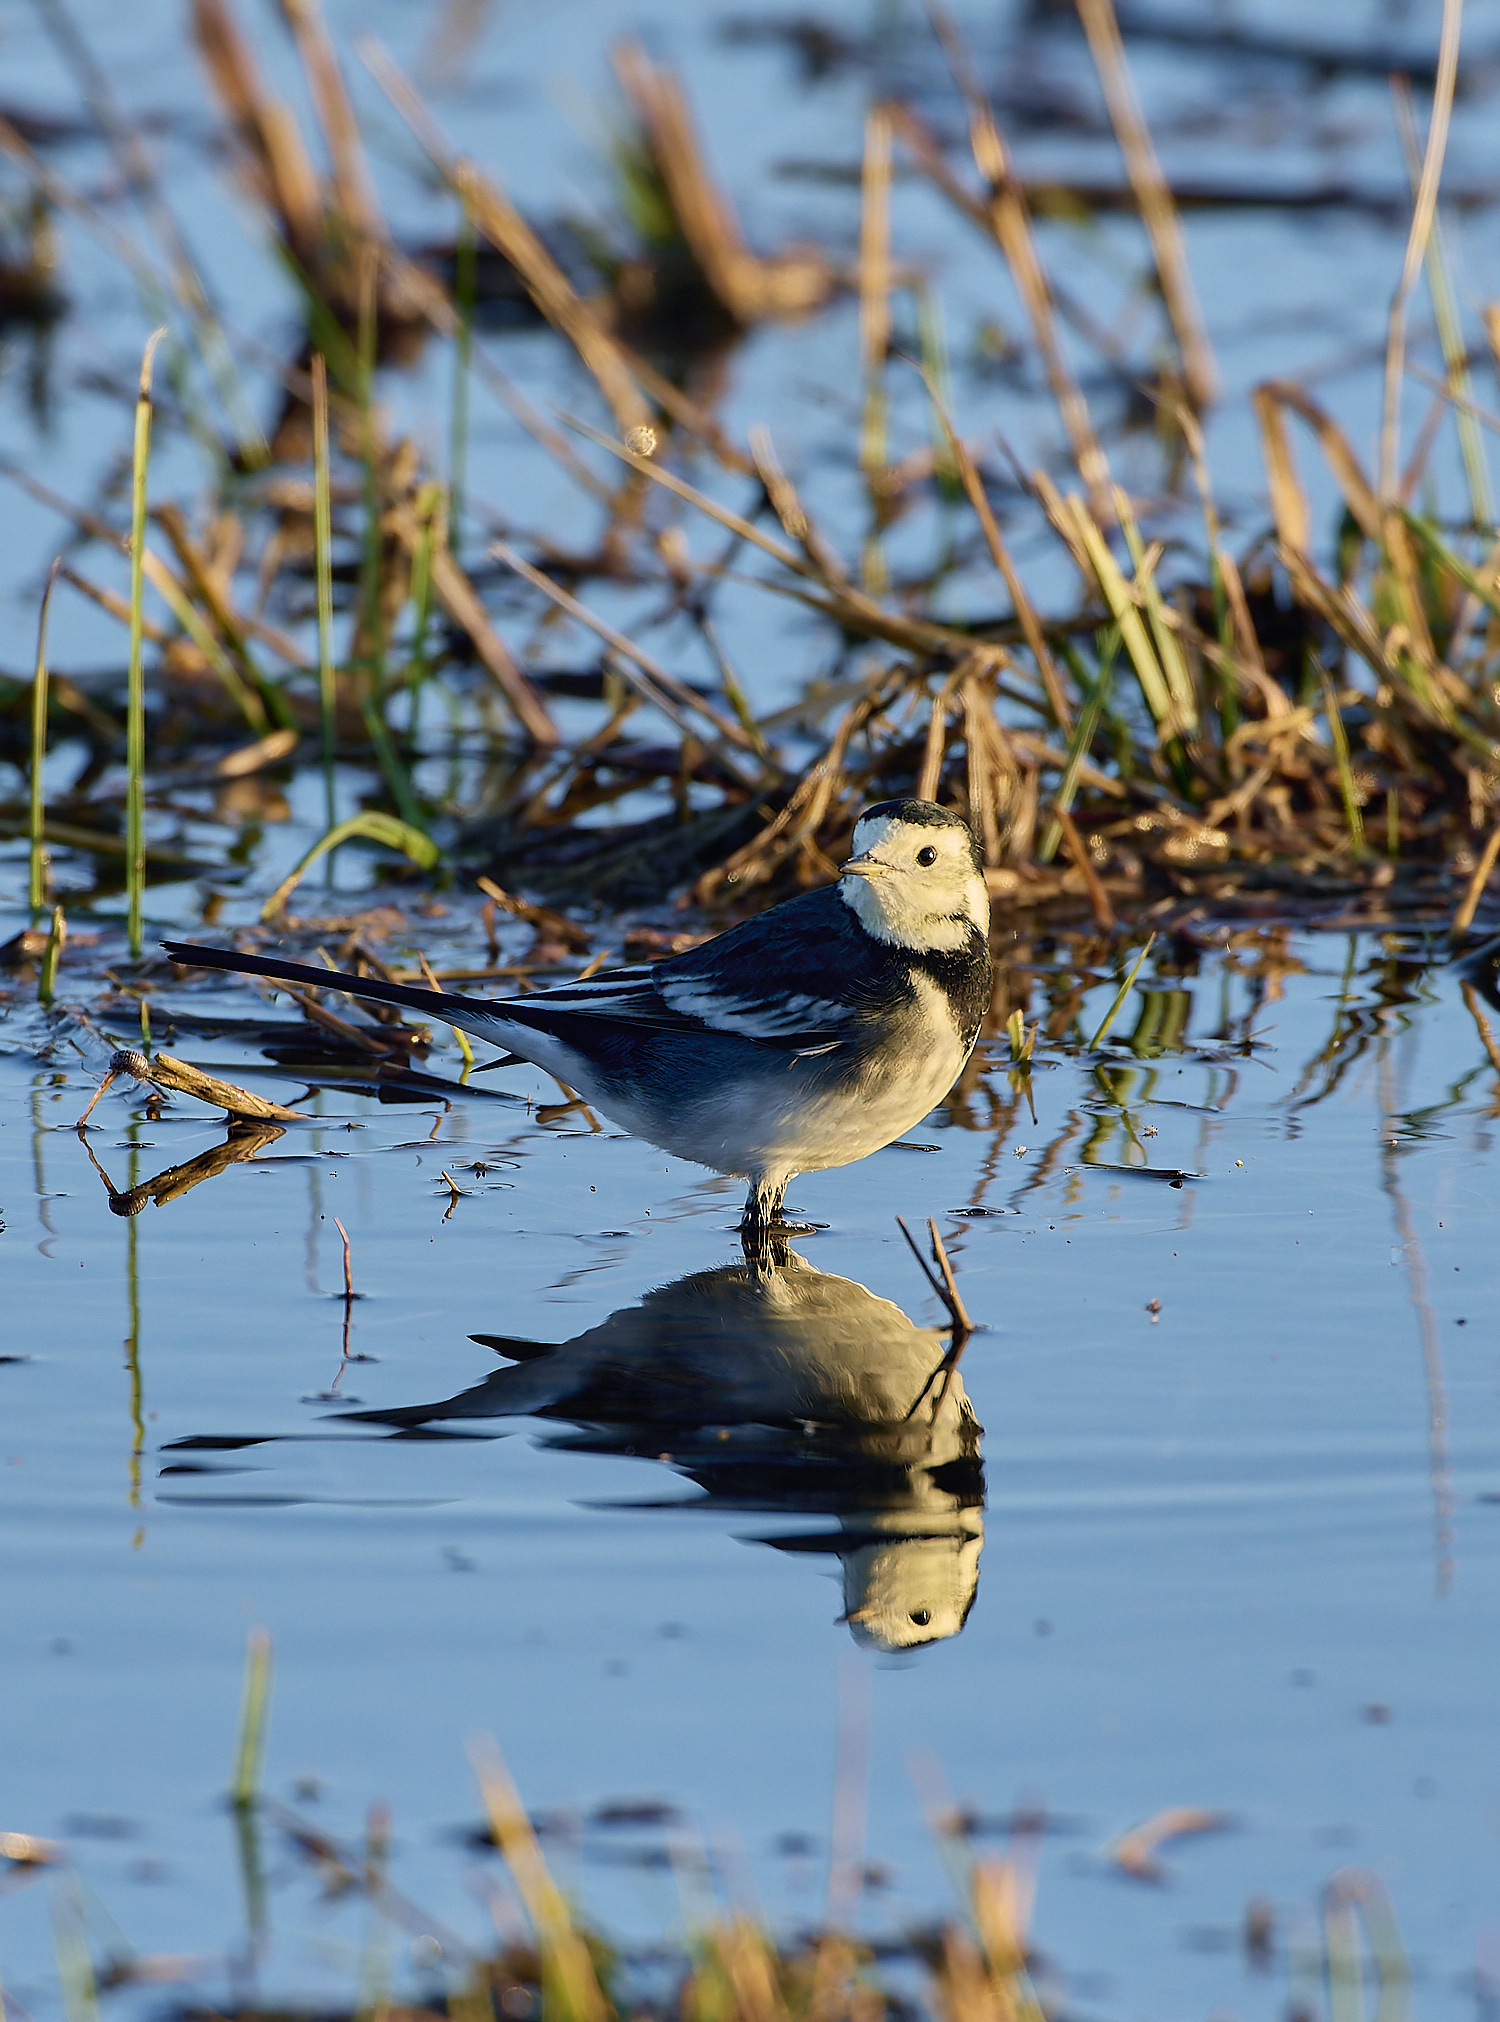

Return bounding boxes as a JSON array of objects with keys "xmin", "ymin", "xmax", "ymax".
[
  {"xmin": 332, "ymin": 1215, "xmax": 355, "ymax": 1299},
  {"xmin": 78, "ymin": 1049, "xmax": 306, "ymax": 1130},
  {"xmin": 895, "ymin": 1214, "xmax": 973, "ymax": 1343},
  {"xmin": 1108, "ymin": 1806, "xmax": 1230, "ymax": 1883}
]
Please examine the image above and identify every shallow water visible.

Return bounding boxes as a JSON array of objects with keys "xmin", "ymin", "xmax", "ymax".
[
  {"xmin": 5, "ymin": 0, "xmax": 1500, "ymax": 2011},
  {"xmin": 5, "ymin": 922, "xmax": 1500, "ymax": 2017}
]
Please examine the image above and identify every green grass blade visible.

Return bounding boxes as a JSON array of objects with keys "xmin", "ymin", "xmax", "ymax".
[
  {"xmin": 1038, "ymin": 635, "xmax": 1115, "ymax": 863},
  {"xmin": 357, "ymin": 247, "xmax": 385, "ymax": 693},
  {"xmin": 126, "ymin": 328, "xmax": 166, "ymax": 960},
  {"xmin": 450, "ymin": 200, "xmax": 476, "ymax": 554},
  {"xmin": 231, "ymin": 1627, "xmax": 273, "ymax": 1810},
  {"xmin": 50, "ymin": 1874, "xmax": 98, "ymax": 2022},
  {"xmin": 261, "ymin": 811, "xmax": 440, "ymax": 923},
  {"xmin": 362, "ymin": 692, "xmax": 428, "ymax": 834},
  {"xmin": 1087, "ymin": 935, "xmax": 1156, "ymax": 1051},
  {"xmin": 39, "ymin": 904, "xmax": 65, "ymax": 1007},
  {"xmin": 311, "ymin": 352, "xmax": 338, "ymax": 836},
  {"xmin": 29, "ymin": 557, "xmax": 61, "ymax": 918},
  {"xmin": 1319, "ymin": 664, "xmax": 1366, "ymax": 854}
]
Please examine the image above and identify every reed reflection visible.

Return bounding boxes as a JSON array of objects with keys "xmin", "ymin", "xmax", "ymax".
[
  {"xmin": 348, "ymin": 1246, "xmax": 985, "ymax": 1651},
  {"xmin": 78, "ymin": 1122, "xmax": 285, "ymax": 1215}
]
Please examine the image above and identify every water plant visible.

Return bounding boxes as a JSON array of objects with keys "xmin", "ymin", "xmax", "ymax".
[{"xmin": 1, "ymin": 0, "xmax": 1497, "ymax": 941}]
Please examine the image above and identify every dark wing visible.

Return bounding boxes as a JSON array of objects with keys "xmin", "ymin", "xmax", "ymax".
[
  {"xmin": 164, "ymin": 887, "xmax": 885, "ymax": 1056},
  {"xmin": 649, "ymin": 886, "xmax": 892, "ymax": 1051}
]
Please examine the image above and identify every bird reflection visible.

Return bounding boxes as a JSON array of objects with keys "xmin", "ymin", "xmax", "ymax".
[{"xmin": 346, "ymin": 1247, "xmax": 985, "ymax": 1651}]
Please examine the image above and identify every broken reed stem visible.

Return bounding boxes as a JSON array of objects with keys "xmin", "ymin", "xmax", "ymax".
[
  {"xmin": 1319, "ymin": 666, "xmax": 1366, "ymax": 854},
  {"xmin": 934, "ymin": 400, "xmax": 1074, "ymax": 730},
  {"xmin": 38, "ymin": 903, "xmax": 65, "ymax": 1007},
  {"xmin": 102, "ymin": 1048, "xmax": 306, "ymax": 1122},
  {"xmin": 75, "ymin": 1071, "xmax": 116, "ymax": 1131},
  {"xmin": 311, "ymin": 350, "xmax": 337, "ymax": 834},
  {"xmin": 468, "ymin": 1738, "xmax": 609, "ymax": 2022},
  {"xmin": 1075, "ymin": 0, "xmax": 1216, "ymax": 409},
  {"xmin": 858, "ymin": 103, "xmax": 892, "ymax": 484},
  {"xmin": 1380, "ymin": 0, "xmax": 1463, "ymax": 500},
  {"xmin": 418, "ymin": 949, "xmax": 474, "ymax": 1067},
  {"xmin": 489, "ymin": 537, "xmax": 757, "ymax": 757},
  {"xmin": 29, "ymin": 557, "xmax": 62, "ymax": 918},
  {"xmin": 1452, "ymin": 816, "xmax": 1500, "ymax": 935},
  {"xmin": 1037, "ymin": 662, "xmax": 1108, "ymax": 862},
  {"xmin": 1087, "ymin": 933, "xmax": 1155, "ymax": 1050},
  {"xmin": 925, "ymin": 1217, "xmax": 973, "ymax": 1340},
  {"xmin": 406, "ymin": 481, "xmax": 440, "ymax": 722},
  {"xmin": 231, "ymin": 1626, "xmax": 273, "ymax": 1810},
  {"xmin": 449, "ymin": 196, "xmax": 476, "ymax": 553},
  {"xmin": 126, "ymin": 328, "xmax": 166, "ymax": 962},
  {"xmin": 895, "ymin": 1214, "xmax": 972, "ymax": 1342},
  {"xmin": 1392, "ymin": 75, "xmax": 1493, "ymax": 529},
  {"xmin": 357, "ymin": 241, "xmax": 384, "ymax": 690},
  {"xmin": 332, "ymin": 1215, "xmax": 355, "ymax": 1298},
  {"xmin": 1056, "ymin": 806, "xmax": 1115, "ymax": 929}
]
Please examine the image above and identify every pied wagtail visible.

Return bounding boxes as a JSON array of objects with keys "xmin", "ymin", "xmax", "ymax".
[{"xmin": 162, "ymin": 799, "xmax": 992, "ymax": 1233}]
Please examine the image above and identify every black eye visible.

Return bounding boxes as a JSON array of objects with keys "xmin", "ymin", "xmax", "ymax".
[
  {"xmin": 916, "ymin": 846, "xmax": 938, "ymax": 867},
  {"xmin": 909, "ymin": 1608, "xmax": 932, "ymax": 1626}
]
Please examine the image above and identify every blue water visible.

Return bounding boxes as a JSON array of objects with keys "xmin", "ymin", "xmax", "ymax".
[
  {"xmin": 5, "ymin": 921, "xmax": 1500, "ymax": 2018},
  {"xmin": 5, "ymin": 0, "xmax": 1500, "ymax": 2011}
]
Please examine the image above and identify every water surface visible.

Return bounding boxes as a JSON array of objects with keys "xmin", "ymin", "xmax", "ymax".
[{"xmin": 5, "ymin": 923, "xmax": 1500, "ymax": 2018}]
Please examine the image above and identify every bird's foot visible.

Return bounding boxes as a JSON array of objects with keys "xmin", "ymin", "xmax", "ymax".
[{"xmin": 739, "ymin": 1193, "xmax": 826, "ymax": 1266}]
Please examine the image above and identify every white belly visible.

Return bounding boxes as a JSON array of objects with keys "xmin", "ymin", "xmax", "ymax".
[
  {"xmin": 485, "ymin": 985, "xmax": 971, "ymax": 1188},
  {"xmin": 683, "ymin": 1026, "xmax": 969, "ymax": 1183}
]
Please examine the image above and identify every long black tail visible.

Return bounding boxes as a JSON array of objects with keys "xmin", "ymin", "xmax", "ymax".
[{"xmin": 160, "ymin": 938, "xmax": 494, "ymax": 1026}]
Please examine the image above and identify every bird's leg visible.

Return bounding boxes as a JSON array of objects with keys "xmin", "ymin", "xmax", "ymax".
[
  {"xmin": 741, "ymin": 1176, "xmax": 787, "ymax": 1236},
  {"xmin": 741, "ymin": 1177, "xmax": 819, "ymax": 1265}
]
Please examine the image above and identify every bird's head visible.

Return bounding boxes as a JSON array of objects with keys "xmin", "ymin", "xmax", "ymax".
[{"xmin": 837, "ymin": 800, "xmax": 989, "ymax": 952}]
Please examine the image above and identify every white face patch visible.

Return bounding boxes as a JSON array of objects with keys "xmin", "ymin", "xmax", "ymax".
[{"xmin": 839, "ymin": 814, "xmax": 989, "ymax": 952}]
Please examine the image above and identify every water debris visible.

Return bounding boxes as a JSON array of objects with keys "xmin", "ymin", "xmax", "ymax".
[
  {"xmin": 0, "ymin": 1832, "xmax": 64, "ymax": 1865},
  {"xmin": 332, "ymin": 1215, "xmax": 357, "ymax": 1299},
  {"xmin": 895, "ymin": 1215, "xmax": 973, "ymax": 1346},
  {"xmin": 76, "ymin": 1050, "xmax": 306, "ymax": 1129},
  {"xmin": 1108, "ymin": 1805, "xmax": 1230, "ymax": 1882}
]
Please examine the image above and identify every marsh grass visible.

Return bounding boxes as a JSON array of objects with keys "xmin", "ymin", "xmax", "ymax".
[
  {"xmin": 28, "ymin": 557, "xmax": 60, "ymax": 918},
  {"xmin": 8, "ymin": 1714, "xmax": 1415, "ymax": 2022},
  {"xmin": 311, "ymin": 350, "xmax": 337, "ymax": 834},
  {"xmin": 231, "ymin": 1628, "xmax": 274, "ymax": 1813},
  {"xmin": 38, "ymin": 901, "xmax": 65, "ymax": 1005},
  {"xmin": 125, "ymin": 329, "xmax": 164, "ymax": 961},
  {"xmin": 7, "ymin": 0, "xmax": 1500, "ymax": 952}
]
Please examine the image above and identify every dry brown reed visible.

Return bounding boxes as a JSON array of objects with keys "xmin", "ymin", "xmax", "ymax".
[{"xmin": 6, "ymin": 0, "xmax": 1500, "ymax": 950}]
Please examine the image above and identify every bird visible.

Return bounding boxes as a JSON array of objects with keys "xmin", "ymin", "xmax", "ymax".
[
  {"xmin": 331, "ymin": 1251, "xmax": 985, "ymax": 1650},
  {"xmin": 161, "ymin": 797, "xmax": 992, "ymax": 1235}
]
